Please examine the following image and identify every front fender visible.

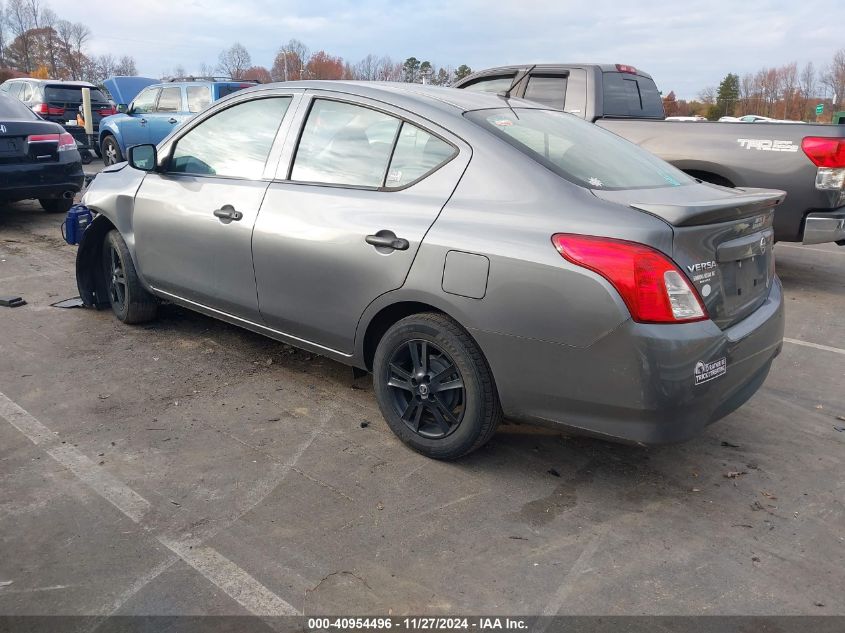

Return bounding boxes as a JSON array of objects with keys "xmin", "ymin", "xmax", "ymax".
[{"xmin": 98, "ymin": 115, "xmax": 128, "ymax": 152}]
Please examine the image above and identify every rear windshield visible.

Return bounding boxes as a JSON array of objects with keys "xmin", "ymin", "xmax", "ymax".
[
  {"xmin": 465, "ymin": 108, "xmax": 692, "ymax": 191},
  {"xmin": 0, "ymin": 95, "xmax": 37, "ymax": 119},
  {"xmin": 45, "ymin": 85, "xmax": 109, "ymax": 104},
  {"xmin": 602, "ymin": 73, "xmax": 664, "ymax": 118},
  {"xmin": 216, "ymin": 83, "xmax": 255, "ymax": 99}
]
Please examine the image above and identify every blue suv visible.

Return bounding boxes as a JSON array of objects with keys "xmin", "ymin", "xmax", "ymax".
[{"xmin": 98, "ymin": 78, "xmax": 258, "ymax": 165}]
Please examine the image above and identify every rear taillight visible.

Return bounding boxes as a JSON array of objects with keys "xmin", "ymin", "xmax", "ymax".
[
  {"xmin": 802, "ymin": 137, "xmax": 845, "ymax": 198},
  {"xmin": 552, "ymin": 234, "xmax": 707, "ymax": 324},
  {"xmin": 27, "ymin": 132, "xmax": 76, "ymax": 152},
  {"xmin": 32, "ymin": 103, "xmax": 66, "ymax": 116},
  {"xmin": 802, "ymin": 137, "xmax": 845, "ymax": 168},
  {"xmin": 615, "ymin": 64, "xmax": 638, "ymax": 74},
  {"xmin": 97, "ymin": 107, "xmax": 117, "ymax": 117}
]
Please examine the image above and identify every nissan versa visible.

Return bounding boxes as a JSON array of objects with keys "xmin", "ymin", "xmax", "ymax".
[{"xmin": 74, "ymin": 81, "xmax": 785, "ymax": 459}]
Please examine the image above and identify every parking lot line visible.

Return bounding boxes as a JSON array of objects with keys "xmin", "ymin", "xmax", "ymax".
[
  {"xmin": 0, "ymin": 389, "xmax": 300, "ymax": 617},
  {"xmin": 783, "ymin": 338, "xmax": 845, "ymax": 356},
  {"xmin": 158, "ymin": 538, "xmax": 300, "ymax": 616}
]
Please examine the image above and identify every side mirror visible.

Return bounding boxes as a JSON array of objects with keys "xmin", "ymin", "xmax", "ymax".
[
  {"xmin": 127, "ymin": 144, "xmax": 157, "ymax": 171},
  {"xmin": 117, "ymin": 104, "xmax": 127, "ymax": 113}
]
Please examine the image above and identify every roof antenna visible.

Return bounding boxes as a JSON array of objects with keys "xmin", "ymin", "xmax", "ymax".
[{"xmin": 498, "ymin": 65, "xmax": 535, "ymax": 100}]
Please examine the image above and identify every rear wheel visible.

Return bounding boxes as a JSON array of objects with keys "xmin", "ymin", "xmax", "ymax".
[
  {"xmin": 101, "ymin": 136, "xmax": 122, "ymax": 166},
  {"xmin": 39, "ymin": 197, "xmax": 73, "ymax": 214},
  {"xmin": 102, "ymin": 229, "xmax": 157, "ymax": 324},
  {"xmin": 373, "ymin": 312, "xmax": 502, "ymax": 460}
]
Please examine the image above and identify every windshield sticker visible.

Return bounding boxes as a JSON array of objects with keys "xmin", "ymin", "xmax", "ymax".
[
  {"xmin": 587, "ymin": 177, "xmax": 603, "ymax": 187},
  {"xmin": 493, "ymin": 118, "xmax": 514, "ymax": 127},
  {"xmin": 661, "ymin": 172, "xmax": 682, "ymax": 186},
  {"xmin": 386, "ymin": 169, "xmax": 402, "ymax": 184},
  {"xmin": 694, "ymin": 358, "xmax": 727, "ymax": 385}
]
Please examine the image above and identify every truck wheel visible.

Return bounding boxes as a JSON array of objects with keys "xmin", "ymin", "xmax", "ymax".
[
  {"xmin": 373, "ymin": 312, "xmax": 502, "ymax": 460},
  {"xmin": 102, "ymin": 229, "xmax": 157, "ymax": 324},
  {"xmin": 101, "ymin": 136, "xmax": 122, "ymax": 166},
  {"xmin": 39, "ymin": 198, "xmax": 73, "ymax": 214}
]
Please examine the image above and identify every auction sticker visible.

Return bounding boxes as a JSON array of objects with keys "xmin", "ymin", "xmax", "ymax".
[{"xmin": 694, "ymin": 357, "xmax": 727, "ymax": 385}]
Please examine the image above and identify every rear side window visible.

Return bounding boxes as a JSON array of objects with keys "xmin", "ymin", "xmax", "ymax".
[
  {"xmin": 45, "ymin": 85, "xmax": 108, "ymax": 104},
  {"xmin": 466, "ymin": 108, "xmax": 692, "ymax": 191},
  {"xmin": 0, "ymin": 95, "xmax": 37, "ymax": 119},
  {"xmin": 170, "ymin": 97, "xmax": 291, "ymax": 178},
  {"xmin": 460, "ymin": 75, "xmax": 515, "ymax": 94},
  {"xmin": 292, "ymin": 99, "xmax": 400, "ymax": 187},
  {"xmin": 7, "ymin": 82, "xmax": 24, "ymax": 98},
  {"xmin": 157, "ymin": 87, "xmax": 183, "ymax": 112},
  {"xmin": 186, "ymin": 86, "xmax": 211, "ymax": 113},
  {"xmin": 602, "ymin": 73, "xmax": 664, "ymax": 118},
  {"xmin": 385, "ymin": 123, "xmax": 456, "ymax": 188},
  {"xmin": 217, "ymin": 83, "xmax": 254, "ymax": 99},
  {"xmin": 523, "ymin": 75, "xmax": 567, "ymax": 110},
  {"xmin": 132, "ymin": 88, "xmax": 160, "ymax": 114}
]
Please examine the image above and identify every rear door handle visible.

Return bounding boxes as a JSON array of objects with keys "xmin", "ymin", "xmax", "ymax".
[
  {"xmin": 168, "ymin": 118, "xmax": 178, "ymax": 124},
  {"xmin": 366, "ymin": 232, "xmax": 409, "ymax": 251},
  {"xmin": 213, "ymin": 205, "xmax": 243, "ymax": 222}
]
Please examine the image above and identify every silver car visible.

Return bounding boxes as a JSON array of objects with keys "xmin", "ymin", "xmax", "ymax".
[{"xmin": 76, "ymin": 81, "xmax": 785, "ymax": 460}]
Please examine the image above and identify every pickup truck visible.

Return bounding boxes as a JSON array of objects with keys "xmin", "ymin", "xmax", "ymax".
[{"xmin": 454, "ymin": 64, "xmax": 845, "ymax": 245}]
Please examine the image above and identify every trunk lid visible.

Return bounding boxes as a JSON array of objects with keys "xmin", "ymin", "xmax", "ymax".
[
  {"xmin": 0, "ymin": 120, "xmax": 63, "ymax": 165},
  {"xmin": 593, "ymin": 183, "xmax": 784, "ymax": 329}
]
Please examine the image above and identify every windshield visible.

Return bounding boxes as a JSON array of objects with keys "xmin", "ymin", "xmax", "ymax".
[{"xmin": 465, "ymin": 108, "xmax": 693, "ymax": 191}]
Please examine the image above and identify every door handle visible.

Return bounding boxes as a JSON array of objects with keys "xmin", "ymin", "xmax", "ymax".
[
  {"xmin": 140, "ymin": 118, "xmax": 147, "ymax": 125},
  {"xmin": 365, "ymin": 232, "xmax": 409, "ymax": 251},
  {"xmin": 168, "ymin": 118, "xmax": 178, "ymax": 124},
  {"xmin": 213, "ymin": 205, "xmax": 243, "ymax": 221}
]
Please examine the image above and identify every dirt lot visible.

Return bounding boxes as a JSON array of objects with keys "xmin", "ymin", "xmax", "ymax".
[{"xmin": 1, "ymin": 165, "xmax": 843, "ymax": 619}]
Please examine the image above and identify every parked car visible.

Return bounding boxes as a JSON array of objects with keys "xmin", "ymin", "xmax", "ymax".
[
  {"xmin": 454, "ymin": 64, "xmax": 845, "ymax": 246},
  {"xmin": 98, "ymin": 77, "xmax": 258, "ymax": 166},
  {"xmin": 0, "ymin": 94, "xmax": 84, "ymax": 213},
  {"xmin": 0, "ymin": 78, "xmax": 115, "ymax": 156},
  {"xmin": 720, "ymin": 115, "xmax": 806, "ymax": 123},
  {"xmin": 75, "ymin": 82, "xmax": 785, "ymax": 459}
]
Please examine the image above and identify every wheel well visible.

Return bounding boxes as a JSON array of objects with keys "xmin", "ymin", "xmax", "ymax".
[
  {"xmin": 362, "ymin": 301, "xmax": 445, "ymax": 371},
  {"xmin": 76, "ymin": 214, "xmax": 116, "ymax": 309},
  {"xmin": 684, "ymin": 170, "xmax": 736, "ymax": 188}
]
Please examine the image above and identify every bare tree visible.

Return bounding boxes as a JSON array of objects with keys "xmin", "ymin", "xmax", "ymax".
[
  {"xmin": 821, "ymin": 49, "xmax": 845, "ymax": 110},
  {"xmin": 0, "ymin": 0, "xmax": 8, "ymax": 68},
  {"xmin": 271, "ymin": 39, "xmax": 310, "ymax": 81},
  {"xmin": 798, "ymin": 62, "xmax": 816, "ymax": 120},
  {"xmin": 217, "ymin": 42, "xmax": 251, "ymax": 79},
  {"xmin": 114, "ymin": 55, "xmax": 137, "ymax": 76},
  {"xmin": 6, "ymin": 0, "xmax": 36, "ymax": 72}
]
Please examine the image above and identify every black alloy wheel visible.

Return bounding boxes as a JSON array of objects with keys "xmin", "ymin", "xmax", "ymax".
[{"xmin": 385, "ymin": 339, "xmax": 466, "ymax": 439}]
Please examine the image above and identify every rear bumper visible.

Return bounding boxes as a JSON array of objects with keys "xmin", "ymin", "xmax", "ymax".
[
  {"xmin": 0, "ymin": 159, "xmax": 85, "ymax": 201},
  {"xmin": 474, "ymin": 278, "xmax": 785, "ymax": 444},
  {"xmin": 803, "ymin": 207, "xmax": 845, "ymax": 245}
]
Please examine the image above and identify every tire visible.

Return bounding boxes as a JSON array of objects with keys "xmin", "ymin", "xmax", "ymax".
[
  {"xmin": 101, "ymin": 135, "xmax": 122, "ymax": 166},
  {"xmin": 373, "ymin": 312, "xmax": 502, "ymax": 460},
  {"xmin": 39, "ymin": 197, "xmax": 73, "ymax": 214},
  {"xmin": 102, "ymin": 229, "xmax": 158, "ymax": 324}
]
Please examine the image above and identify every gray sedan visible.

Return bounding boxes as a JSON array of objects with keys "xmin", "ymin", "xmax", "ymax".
[{"xmin": 76, "ymin": 81, "xmax": 785, "ymax": 459}]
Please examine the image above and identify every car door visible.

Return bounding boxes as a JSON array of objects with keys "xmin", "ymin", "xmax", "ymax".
[
  {"xmin": 132, "ymin": 93, "xmax": 298, "ymax": 320},
  {"xmin": 252, "ymin": 95, "xmax": 470, "ymax": 354},
  {"xmin": 147, "ymin": 86, "xmax": 185, "ymax": 144},
  {"xmin": 121, "ymin": 87, "xmax": 160, "ymax": 147}
]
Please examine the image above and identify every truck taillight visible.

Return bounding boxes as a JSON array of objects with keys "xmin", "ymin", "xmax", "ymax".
[
  {"xmin": 802, "ymin": 137, "xmax": 845, "ymax": 199},
  {"xmin": 802, "ymin": 137, "xmax": 845, "ymax": 168},
  {"xmin": 552, "ymin": 234, "xmax": 707, "ymax": 324},
  {"xmin": 615, "ymin": 64, "xmax": 638, "ymax": 75}
]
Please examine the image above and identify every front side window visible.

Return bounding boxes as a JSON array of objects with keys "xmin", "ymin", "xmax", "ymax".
[
  {"xmin": 291, "ymin": 99, "xmax": 400, "ymax": 187},
  {"xmin": 132, "ymin": 88, "xmax": 160, "ymax": 114},
  {"xmin": 169, "ymin": 97, "xmax": 291, "ymax": 179},
  {"xmin": 186, "ymin": 86, "xmax": 211, "ymax": 113},
  {"xmin": 385, "ymin": 123, "xmax": 456, "ymax": 188},
  {"xmin": 460, "ymin": 76, "xmax": 515, "ymax": 94},
  {"xmin": 156, "ymin": 87, "xmax": 183, "ymax": 113},
  {"xmin": 524, "ymin": 76, "xmax": 567, "ymax": 110},
  {"xmin": 466, "ymin": 108, "xmax": 692, "ymax": 191}
]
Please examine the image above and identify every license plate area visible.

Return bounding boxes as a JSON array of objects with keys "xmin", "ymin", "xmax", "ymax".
[{"xmin": 718, "ymin": 228, "xmax": 773, "ymax": 316}]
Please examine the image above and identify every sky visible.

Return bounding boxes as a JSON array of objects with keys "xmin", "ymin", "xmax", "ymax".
[{"xmin": 65, "ymin": 0, "xmax": 842, "ymax": 99}]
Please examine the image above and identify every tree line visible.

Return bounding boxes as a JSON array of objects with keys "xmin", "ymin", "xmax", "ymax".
[
  {"xmin": 0, "ymin": 0, "xmax": 137, "ymax": 84},
  {"xmin": 663, "ymin": 50, "xmax": 845, "ymax": 122},
  {"xmin": 205, "ymin": 41, "xmax": 473, "ymax": 87}
]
